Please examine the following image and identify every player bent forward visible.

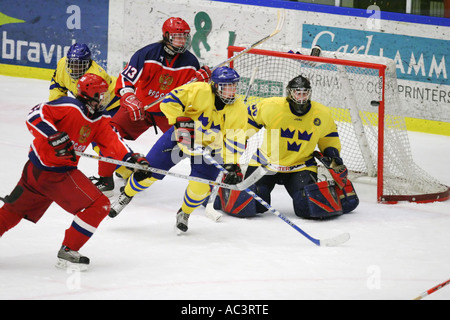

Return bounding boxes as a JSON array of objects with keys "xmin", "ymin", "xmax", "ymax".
[
  {"xmin": 215, "ymin": 75, "xmax": 359, "ymax": 219},
  {"xmin": 108, "ymin": 66, "xmax": 248, "ymax": 233},
  {"xmin": 0, "ymin": 74, "xmax": 150, "ymax": 271}
]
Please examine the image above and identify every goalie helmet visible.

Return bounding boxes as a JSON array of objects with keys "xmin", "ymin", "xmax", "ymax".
[
  {"xmin": 286, "ymin": 75, "xmax": 312, "ymax": 115},
  {"xmin": 76, "ymin": 73, "xmax": 109, "ymax": 115},
  {"xmin": 162, "ymin": 17, "xmax": 191, "ymax": 55},
  {"xmin": 210, "ymin": 66, "xmax": 240, "ymax": 105},
  {"xmin": 65, "ymin": 43, "xmax": 92, "ymax": 80}
]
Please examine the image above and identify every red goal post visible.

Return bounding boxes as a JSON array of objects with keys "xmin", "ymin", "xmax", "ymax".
[{"xmin": 228, "ymin": 46, "xmax": 449, "ymax": 203}]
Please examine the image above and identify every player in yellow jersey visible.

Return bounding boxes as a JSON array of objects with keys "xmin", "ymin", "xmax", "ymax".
[
  {"xmin": 49, "ymin": 43, "xmax": 121, "ymax": 196},
  {"xmin": 108, "ymin": 66, "xmax": 248, "ymax": 232},
  {"xmin": 215, "ymin": 75, "xmax": 358, "ymax": 219}
]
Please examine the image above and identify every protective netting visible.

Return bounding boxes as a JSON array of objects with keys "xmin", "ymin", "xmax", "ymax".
[{"xmin": 230, "ymin": 46, "xmax": 448, "ymax": 202}]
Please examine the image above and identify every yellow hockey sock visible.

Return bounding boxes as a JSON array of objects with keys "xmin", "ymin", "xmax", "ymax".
[
  {"xmin": 124, "ymin": 174, "xmax": 157, "ymax": 197},
  {"xmin": 115, "ymin": 165, "xmax": 133, "ymax": 180},
  {"xmin": 181, "ymin": 181, "xmax": 210, "ymax": 214}
]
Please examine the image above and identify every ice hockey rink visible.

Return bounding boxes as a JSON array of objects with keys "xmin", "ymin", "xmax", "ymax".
[{"xmin": 0, "ymin": 75, "xmax": 449, "ymax": 301}]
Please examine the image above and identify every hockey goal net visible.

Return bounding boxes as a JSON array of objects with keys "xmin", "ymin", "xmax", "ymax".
[{"xmin": 229, "ymin": 46, "xmax": 449, "ymax": 203}]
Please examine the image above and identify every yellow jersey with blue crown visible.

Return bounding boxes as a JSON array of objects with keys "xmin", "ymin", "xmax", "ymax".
[
  {"xmin": 49, "ymin": 57, "xmax": 120, "ymax": 112},
  {"xmin": 247, "ymin": 96, "xmax": 341, "ymax": 172},
  {"xmin": 160, "ymin": 82, "xmax": 247, "ymax": 164}
]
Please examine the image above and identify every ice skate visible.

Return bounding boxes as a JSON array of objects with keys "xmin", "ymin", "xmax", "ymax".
[
  {"xmin": 89, "ymin": 176, "xmax": 114, "ymax": 197},
  {"xmin": 56, "ymin": 245, "xmax": 90, "ymax": 271},
  {"xmin": 109, "ymin": 191, "xmax": 133, "ymax": 218},
  {"xmin": 175, "ymin": 208, "xmax": 190, "ymax": 234}
]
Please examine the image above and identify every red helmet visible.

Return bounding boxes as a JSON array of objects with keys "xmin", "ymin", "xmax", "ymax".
[
  {"xmin": 162, "ymin": 17, "xmax": 190, "ymax": 54},
  {"xmin": 77, "ymin": 73, "xmax": 109, "ymax": 114}
]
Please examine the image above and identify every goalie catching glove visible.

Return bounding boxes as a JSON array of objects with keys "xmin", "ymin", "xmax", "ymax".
[{"xmin": 48, "ymin": 131, "xmax": 76, "ymax": 162}]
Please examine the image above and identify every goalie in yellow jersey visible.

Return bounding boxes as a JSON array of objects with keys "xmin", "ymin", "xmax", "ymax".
[
  {"xmin": 215, "ymin": 75, "xmax": 358, "ymax": 219},
  {"xmin": 108, "ymin": 66, "xmax": 248, "ymax": 233},
  {"xmin": 49, "ymin": 43, "xmax": 121, "ymax": 196}
]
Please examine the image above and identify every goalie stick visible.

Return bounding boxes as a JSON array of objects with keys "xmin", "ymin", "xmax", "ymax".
[
  {"xmin": 413, "ymin": 278, "xmax": 450, "ymax": 300},
  {"xmin": 143, "ymin": 9, "xmax": 285, "ymax": 112},
  {"xmin": 196, "ymin": 147, "xmax": 350, "ymax": 247},
  {"xmin": 75, "ymin": 151, "xmax": 267, "ymax": 191}
]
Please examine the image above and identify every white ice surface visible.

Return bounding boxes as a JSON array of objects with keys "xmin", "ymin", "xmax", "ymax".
[{"xmin": 0, "ymin": 75, "xmax": 449, "ymax": 300}]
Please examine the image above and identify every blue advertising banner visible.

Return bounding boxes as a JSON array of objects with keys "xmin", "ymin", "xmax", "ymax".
[
  {"xmin": 0, "ymin": 0, "xmax": 109, "ymax": 71},
  {"xmin": 302, "ymin": 24, "xmax": 449, "ymax": 86}
]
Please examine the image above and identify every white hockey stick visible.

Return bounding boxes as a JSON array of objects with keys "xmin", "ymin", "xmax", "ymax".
[
  {"xmin": 204, "ymin": 171, "xmax": 224, "ymax": 222},
  {"xmin": 143, "ymin": 9, "xmax": 285, "ymax": 112},
  {"xmin": 76, "ymin": 151, "xmax": 266, "ymax": 191},
  {"xmin": 243, "ymin": 67, "xmax": 259, "ymax": 104},
  {"xmin": 197, "ymin": 147, "xmax": 350, "ymax": 247}
]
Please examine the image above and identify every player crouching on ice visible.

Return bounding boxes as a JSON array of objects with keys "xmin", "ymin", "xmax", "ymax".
[
  {"xmin": 214, "ymin": 75, "xmax": 359, "ymax": 219},
  {"xmin": 108, "ymin": 66, "xmax": 248, "ymax": 233},
  {"xmin": 0, "ymin": 74, "xmax": 150, "ymax": 271}
]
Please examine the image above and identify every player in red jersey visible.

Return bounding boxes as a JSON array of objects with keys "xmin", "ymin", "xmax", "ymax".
[
  {"xmin": 0, "ymin": 73, "xmax": 150, "ymax": 271},
  {"xmin": 93, "ymin": 17, "xmax": 211, "ymax": 193}
]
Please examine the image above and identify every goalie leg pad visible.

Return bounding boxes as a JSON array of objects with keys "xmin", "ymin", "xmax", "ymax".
[
  {"xmin": 297, "ymin": 181, "xmax": 343, "ymax": 219},
  {"xmin": 215, "ymin": 185, "xmax": 258, "ymax": 218},
  {"xmin": 336, "ymin": 180, "xmax": 359, "ymax": 213}
]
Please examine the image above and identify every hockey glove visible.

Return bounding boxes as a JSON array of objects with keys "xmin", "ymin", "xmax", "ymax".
[
  {"xmin": 174, "ymin": 117, "xmax": 195, "ymax": 150},
  {"xmin": 48, "ymin": 131, "xmax": 76, "ymax": 162},
  {"xmin": 194, "ymin": 65, "xmax": 212, "ymax": 83},
  {"xmin": 121, "ymin": 92, "xmax": 145, "ymax": 121},
  {"xmin": 127, "ymin": 153, "xmax": 152, "ymax": 180},
  {"xmin": 222, "ymin": 164, "xmax": 243, "ymax": 185},
  {"xmin": 313, "ymin": 150, "xmax": 348, "ymax": 189}
]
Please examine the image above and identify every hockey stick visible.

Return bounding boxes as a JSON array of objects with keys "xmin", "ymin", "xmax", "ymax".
[
  {"xmin": 413, "ymin": 278, "xmax": 450, "ymax": 300},
  {"xmin": 243, "ymin": 67, "xmax": 259, "ymax": 104},
  {"xmin": 143, "ymin": 9, "xmax": 285, "ymax": 112},
  {"xmin": 204, "ymin": 171, "xmax": 224, "ymax": 222},
  {"xmin": 197, "ymin": 147, "xmax": 350, "ymax": 247},
  {"xmin": 75, "ymin": 151, "xmax": 265, "ymax": 191}
]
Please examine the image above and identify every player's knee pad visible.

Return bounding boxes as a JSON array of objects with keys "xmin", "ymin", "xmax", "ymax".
[
  {"xmin": 336, "ymin": 180, "xmax": 359, "ymax": 213},
  {"xmin": 294, "ymin": 181, "xmax": 343, "ymax": 219}
]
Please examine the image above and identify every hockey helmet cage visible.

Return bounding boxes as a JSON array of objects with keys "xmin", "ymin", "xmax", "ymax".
[
  {"xmin": 66, "ymin": 43, "xmax": 92, "ymax": 80},
  {"xmin": 286, "ymin": 75, "xmax": 312, "ymax": 115},
  {"xmin": 162, "ymin": 17, "xmax": 191, "ymax": 54},
  {"xmin": 210, "ymin": 66, "xmax": 240, "ymax": 105},
  {"xmin": 77, "ymin": 73, "xmax": 109, "ymax": 115}
]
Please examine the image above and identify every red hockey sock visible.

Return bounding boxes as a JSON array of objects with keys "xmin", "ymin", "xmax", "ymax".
[
  {"xmin": 62, "ymin": 195, "xmax": 110, "ymax": 251},
  {"xmin": 0, "ymin": 208, "xmax": 22, "ymax": 237}
]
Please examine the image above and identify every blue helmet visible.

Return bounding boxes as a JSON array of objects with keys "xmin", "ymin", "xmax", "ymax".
[
  {"xmin": 210, "ymin": 66, "xmax": 240, "ymax": 104},
  {"xmin": 65, "ymin": 43, "xmax": 92, "ymax": 80}
]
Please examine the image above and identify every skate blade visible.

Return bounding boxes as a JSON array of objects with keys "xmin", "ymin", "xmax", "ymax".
[
  {"xmin": 174, "ymin": 225, "xmax": 187, "ymax": 236},
  {"xmin": 55, "ymin": 258, "xmax": 89, "ymax": 272}
]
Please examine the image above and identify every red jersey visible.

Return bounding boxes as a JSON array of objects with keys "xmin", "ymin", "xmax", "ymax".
[
  {"xmin": 26, "ymin": 96, "xmax": 133, "ymax": 173},
  {"xmin": 115, "ymin": 42, "xmax": 200, "ymax": 113}
]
